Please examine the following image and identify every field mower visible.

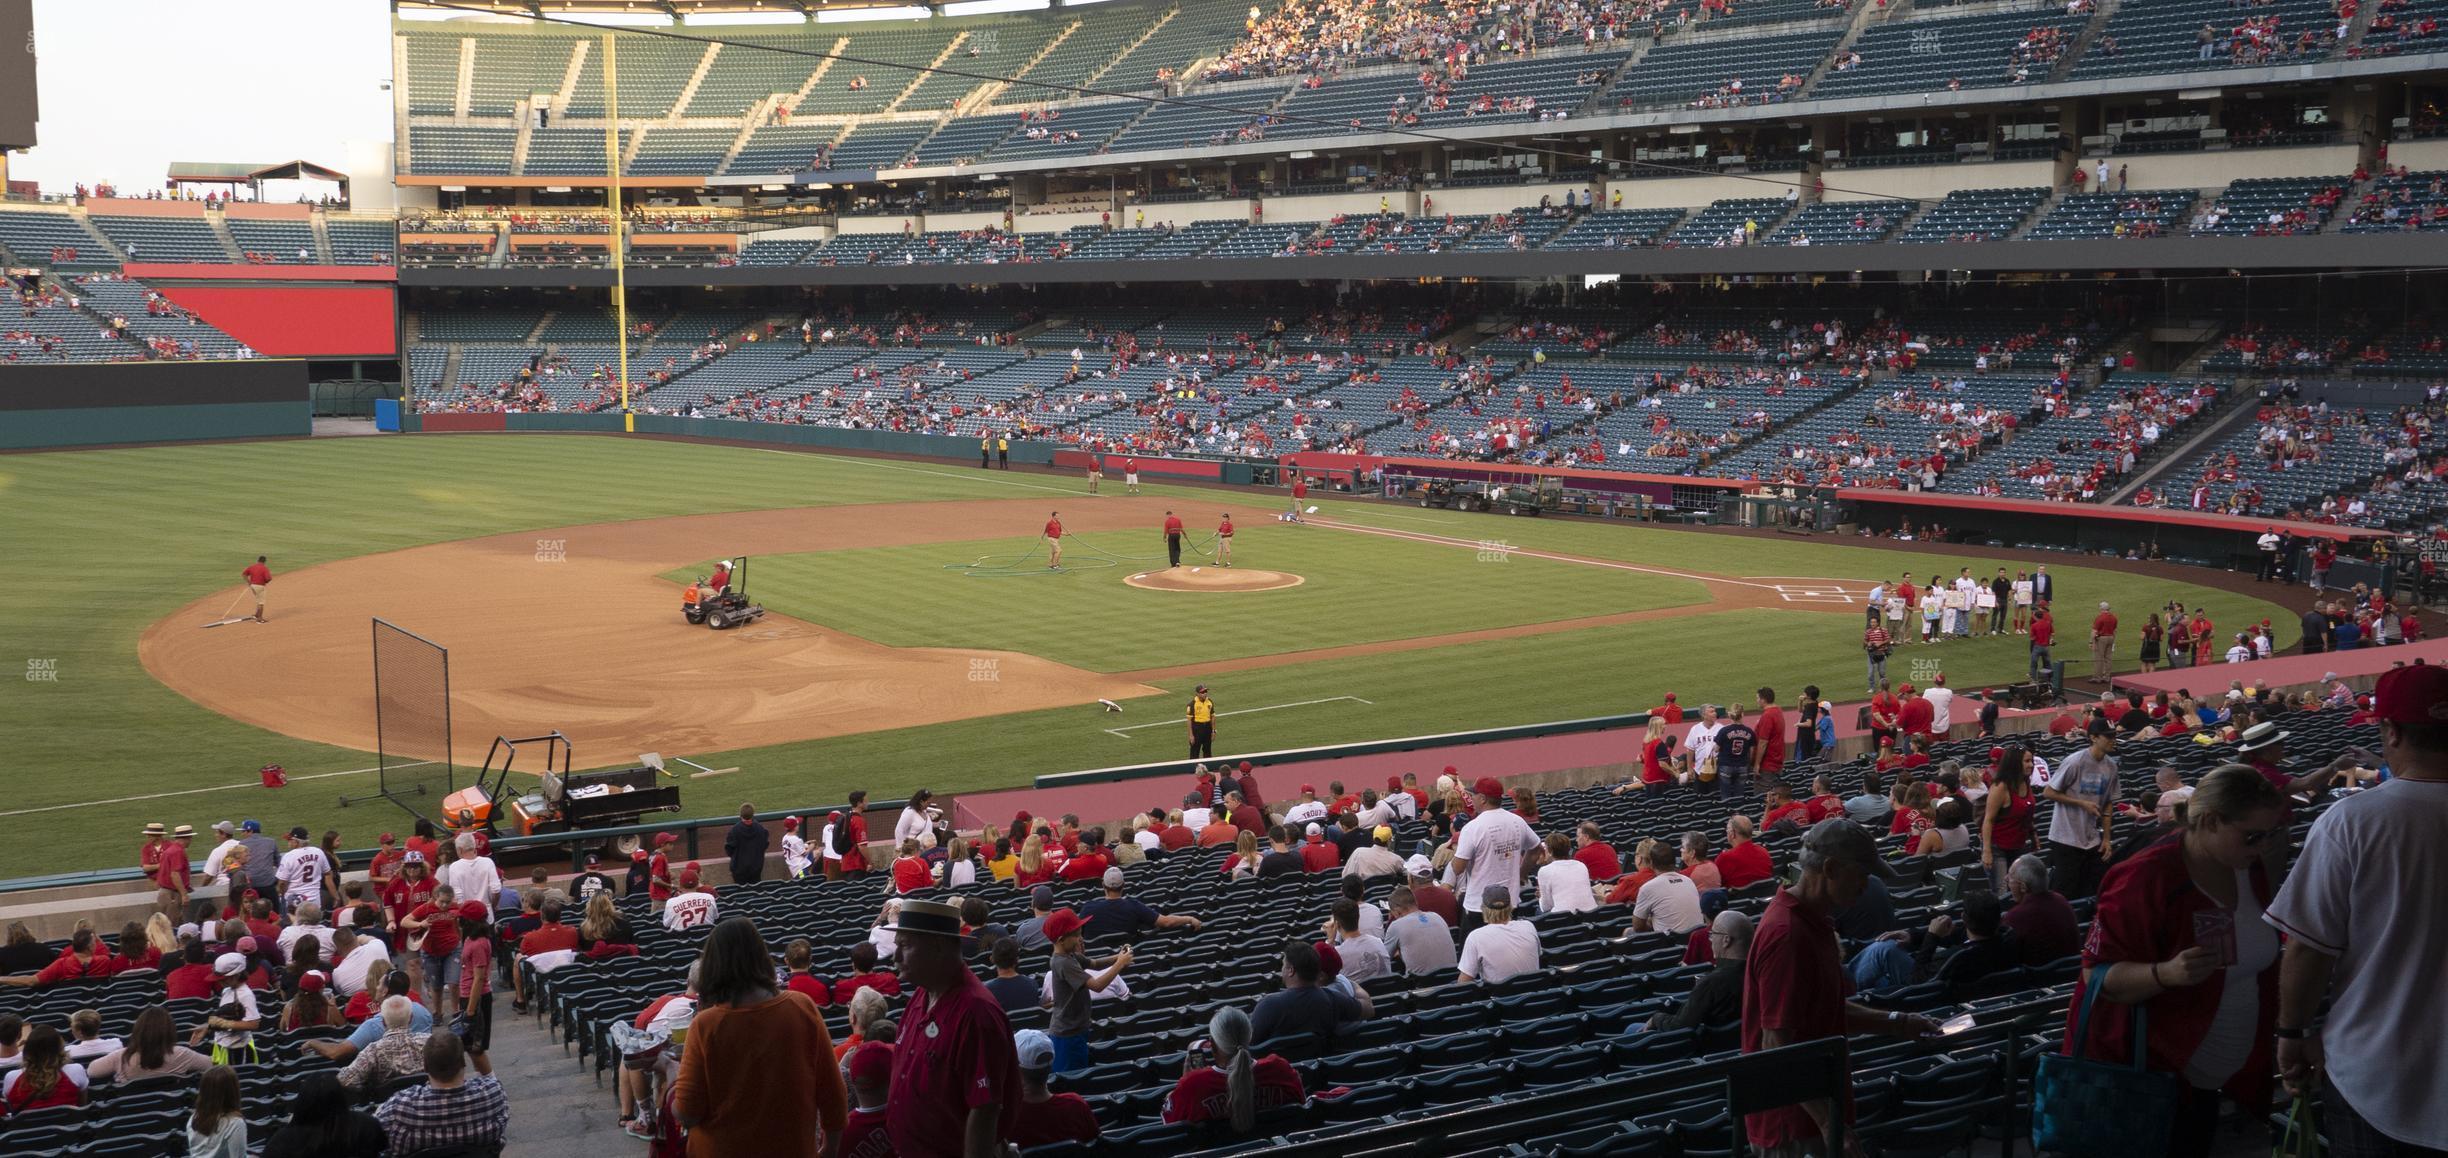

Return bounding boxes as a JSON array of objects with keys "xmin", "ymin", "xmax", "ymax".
[{"xmin": 682, "ymin": 555, "xmax": 767, "ymax": 630}]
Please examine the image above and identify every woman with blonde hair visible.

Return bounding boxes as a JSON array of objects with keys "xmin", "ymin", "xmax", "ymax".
[
  {"xmin": 1225, "ymin": 830, "xmax": 1262, "ymax": 879},
  {"xmin": 579, "ymin": 891, "xmax": 635, "ymax": 951},
  {"xmin": 943, "ymin": 836, "xmax": 978, "ymax": 888},
  {"xmin": 2067, "ymin": 765, "xmax": 2287, "ymax": 1158},
  {"xmin": 144, "ymin": 913, "xmax": 181, "ymax": 960},
  {"xmin": 1012, "ymin": 834, "xmax": 1052, "ymax": 888}
]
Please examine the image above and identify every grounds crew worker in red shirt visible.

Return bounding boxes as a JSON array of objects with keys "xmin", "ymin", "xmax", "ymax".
[
  {"xmin": 2090, "ymin": 601, "xmax": 2119, "ymax": 682},
  {"xmin": 1164, "ymin": 511, "xmax": 1185, "ymax": 568},
  {"xmin": 1187, "ymin": 685, "xmax": 1216, "ymax": 759},
  {"xmin": 1216, "ymin": 514, "xmax": 1234, "ymax": 567},
  {"xmin": 1288, "ymin": 475, "xmax": 1308, "ymax": 522},
  {"xmin": 2029, "ymin": 605, "xmax": 2056, "ymax": 684},
  {"xmin": 1044, "ymin": 512, "xmax": 1063, "ymax": 570},
  {"xmin": 242, "ymin": 556, "xmax": 272, "ymax": 623}
]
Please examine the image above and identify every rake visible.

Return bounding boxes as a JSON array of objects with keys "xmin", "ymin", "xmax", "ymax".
[{"xmin": 201, "ymin": 591, "xmax": 252, "ymax": 629}]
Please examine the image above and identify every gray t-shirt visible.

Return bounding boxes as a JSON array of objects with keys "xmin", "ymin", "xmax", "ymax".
[
  {"xmin": 1012, "ymin": 916, "xmax": 1050, "ymax": 950},
  {"xmin": 1047, "ymin": 952, "xmax": 1091, "ymax": 1037},
  {"xmin": 2046, "ymin": 749, "xmax": 2117, "ymax": 850},
  {"xmin": 1382, "ymin": 910, "xmax": 1457, "ymax": 974}
]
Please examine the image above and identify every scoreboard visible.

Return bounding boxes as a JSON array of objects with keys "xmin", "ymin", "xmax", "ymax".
[{"xmin": 0, "ymin": 0, "xmax": 34, "ymax": 152}]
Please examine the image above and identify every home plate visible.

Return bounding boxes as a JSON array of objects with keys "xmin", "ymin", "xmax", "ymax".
[{"xmin": 1773, "ymin": 584, "xmax": 1857, "ymax": 604}]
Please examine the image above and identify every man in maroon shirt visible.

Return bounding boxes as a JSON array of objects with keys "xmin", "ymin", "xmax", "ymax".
[
  {"xmin": 886, "ymin": 898, "xmax": 1019, "ymax": 1157},
  {"xmin": 1754, "ymin": 688, "xmax": 1788, "ymax": 778},
  {"xmin": 1163, "ymin": 510, "xmax": 1185, "ymax": 568},
  {"xmin": 2089, "ymin": 601, "xmax": 2119, "ymax": 682},
  {"xmin": 1742, "ymin": 820, "xmax": 1936, "ymax": 1152},
  {"xmin": 242, "ymin": 555, "xmax": 272, "ymax": 623},
  {"xmin": 1715, "ymin": 816, "xmax": 1775, "ymax": 889},
  {"xmin": 2029, "ymin": 606, "xmax": 2056, "ymax": 683},
  {"xmin": 1408, "ymin": 865, "xmax": 1461, "ymax": 927}
]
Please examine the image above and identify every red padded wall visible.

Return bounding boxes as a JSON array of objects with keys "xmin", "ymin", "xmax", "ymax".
[{"xmin": 152, "ymin": 285, "xmax": 397, "ymax": 357}]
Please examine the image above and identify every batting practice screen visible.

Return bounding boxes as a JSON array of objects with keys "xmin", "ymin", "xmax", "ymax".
[{"xmin": 371, "ymin": 618, "xmax": 452, "ymax": 806}]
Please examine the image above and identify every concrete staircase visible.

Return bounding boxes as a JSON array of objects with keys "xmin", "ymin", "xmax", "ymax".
[
  {"xmin": 1083, "ymin": 7, "xmax": 1176, "ymax": 88},
  {"xmin": 202, "ymin": 212, "xmax": 246, "ymax": 262},
  {"xmin": 309, "ymin": 212, "xmax": 335, "ymax": 263}
]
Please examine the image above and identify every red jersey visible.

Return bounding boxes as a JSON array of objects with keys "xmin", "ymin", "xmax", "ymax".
[
  {"xmin": 840, "ymin": 814, "xmax": 871, "ymax": 873},
  {"xmin": 243, "ymin": 563, "xmax": 271, "ymax": 586},
  {"xmin": 1715, "ymin": 840, "xmax": 1774, "ymax": 889},
  {"xmin": 1164, "ymin": 514, "xmax": 1184, "ymax": 535},
  {"xmin": 153, "ymin": 843, "xmax": 190, "ymax": 892},
  {"xmin": 649, "ymin": 852, "xmax": 675, "ymax": 902},
  {"xmin": 1754, "ymin": 704, "xmax": 1787, "ymax": 773},
  {"xmin": 520, "ymin": 923, "xmax": 578, "ymax": 958},
  {"xmin": 1044, "ymin": 519, "xmax": 1062, "ymax": 539},
  {"xmin": 892, "ymin": 856, "xmax": 933, "ymax": 894},
  {"xmin": 838, "ymin": 1108, "xmax": 893, "ymax": 1158},
  {"xmin": 1010, "ymin": 1092, "xmax": 1103, "ymax": 1147},
  {"xmin": 1896, "ymin": 697, "xmax": 1934, "ymax": 737},
  {"xmin": 381, "ymin": 874, "xmax": 436, "ymax": 930},
  {"xmin": 887, "ymin": 974, "xmax": 1019, "ymax": 1157}
]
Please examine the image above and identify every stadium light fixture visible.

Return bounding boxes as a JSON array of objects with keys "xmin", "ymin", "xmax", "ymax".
[
  {"xmin": 685, "ymin": 10, "xmax": 810, "ymax": 22},
  {"xmin": 945, "ymin": 0, "xmax": 1047, "ymax": 13},
  {"xmin": 819, "ymin": 5, "xmax": 931, "ymax": 20}
]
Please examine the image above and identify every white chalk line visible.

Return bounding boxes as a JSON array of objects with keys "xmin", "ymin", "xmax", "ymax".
[
  {"xmin": 1306, "ymin": 518, "xmax": 1784, "ymax": 591},
  {"xmin": 724, "ymin": 443, "xmax": 1141, "ymax": 498},
  {"xmin": 0, "ymin": 761, "xmax": 439, "ymax": 818},
  {"xmin": 1104, "ymin": 695, "xmax": 1375, "ymax": 738}
]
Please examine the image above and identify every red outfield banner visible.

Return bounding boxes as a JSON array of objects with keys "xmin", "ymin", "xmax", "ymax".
[{"xmin": 150, "ymin": 284, "xmax": 397, "ymax": 357}]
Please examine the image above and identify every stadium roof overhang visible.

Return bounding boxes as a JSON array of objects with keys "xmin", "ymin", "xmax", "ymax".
[{"xmin": 168, "ymin": 160, "xmax": 350, "ymax": 186}]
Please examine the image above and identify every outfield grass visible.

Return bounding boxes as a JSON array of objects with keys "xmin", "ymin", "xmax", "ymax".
[
  {"xmin": 671, "ymin": 524, "xmax": 1709, "ymax": 671},
  {"xmin": 0, "ymin": 435, "xmax": 2297, "ymax": 878}
]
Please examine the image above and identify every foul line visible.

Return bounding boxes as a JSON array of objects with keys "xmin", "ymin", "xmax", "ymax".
[
  {"xmin": 0, "ymin": 761, "xmax": 437, "ymax": 818},
  {"xmin": 1104, "ymin": 695, "xmax": 1374, "ymax": 738},
  {"xmin": 1306, "ymin": 518, "xmax": 1784, "ymax": 591}
]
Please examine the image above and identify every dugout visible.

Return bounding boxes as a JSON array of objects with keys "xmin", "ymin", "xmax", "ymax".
[{"xmin": 1836, "ymin": 490, "xmax": 2387, "ymax": 567}]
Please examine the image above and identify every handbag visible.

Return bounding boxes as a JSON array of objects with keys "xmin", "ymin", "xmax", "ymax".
[{"xmin": 2032, "ymin": 963, "xmax": 2177, "ymax": 1155}]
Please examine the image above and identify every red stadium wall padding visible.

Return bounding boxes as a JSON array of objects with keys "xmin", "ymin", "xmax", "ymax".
[{"xmin": 151, "ymin": 285, "xmax": 397, "ymax": 357}]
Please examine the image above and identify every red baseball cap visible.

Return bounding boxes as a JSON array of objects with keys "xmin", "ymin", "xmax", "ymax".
[
  {"xmin": 849, "ymin": 1042, "xmax": 894, "ymax": 1086},
  {"xmin": 377, "ymin": 833, "xmax": 396, "ymax": 845},
  {"xmin": 298, "ymin": 971, "xmax": 327, "ymax": 993},
  {"xmin": 1443, "ymin": 765, "xmax": 1458, "ymax": 775},
  {"xmin": 1301, "ymin": 783, "xmax": 1316, "ymax": 795},
  {"xmin": 653, "ymin": 832, "xmax": 678, "ymax": 846},
  {"xmin": 1313, "ymin": 941, "xmax": 1344, "ymax": 981},
  {"xmin": 1041, "ymin": 908, "xmax": 1085, "ymax": 942},
  {"xmin": 456, "ymin": 901, "xmax": 488, "ymax": 921},
  {"xmin": 2373, "ymin": 663, "xmax": 2448, "ymax": 723},
  {"xmin": 1386, "ymin": 775, "xmax": 1402, "ymax": 790},
  {"xmin": 1473, "ymin": 777, "xmax": 1506, "ymax": 800},
  {"xmin": 679, "ymin": 862, "xmax": 702, "ymax": 887},
  {"xmin": 1239, "ymin": 761, "xmax": 1253, "ymax": 772},
  {"xmin": 1663, "ymin": 692, "xmax": 1676, "ymax": 702},
  {"xmin": 631, "ymin": 848, "xmax": 649, "ymax": 862},
  {"xmin": 783, "ymin": 816, "xmax": 800, "ymax": 829}
]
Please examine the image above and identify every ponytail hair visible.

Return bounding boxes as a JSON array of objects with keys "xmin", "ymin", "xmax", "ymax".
[{"xmin": 1208, "ymin": 1006, "xmax": 1257, "ymax": 1132}]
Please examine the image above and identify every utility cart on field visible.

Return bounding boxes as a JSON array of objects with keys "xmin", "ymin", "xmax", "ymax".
[
  {"xmin": 683, "ymin": 556, "xmax": 767, "ymax": 631},
  {"xmin": 440, "ymin": 732, "xmax": 682, "ymax": 844}
]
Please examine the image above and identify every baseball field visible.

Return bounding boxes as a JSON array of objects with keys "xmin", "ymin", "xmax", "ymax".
[{"xmin": 4, "ymin": 434, "xmax": 2299, "ymax": 878}]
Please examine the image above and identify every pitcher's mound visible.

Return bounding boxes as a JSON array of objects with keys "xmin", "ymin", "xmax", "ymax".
[{"xmin": 1125, "ymin": 567, "xmax": 1305, "ymax": 593}]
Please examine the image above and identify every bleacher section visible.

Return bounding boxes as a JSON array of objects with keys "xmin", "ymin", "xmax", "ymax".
[
  {"xmin": 1816, "ymin": 10, "xmax": 2085, "ymax": 98},
  {"xmin": 2025, "ymin": 190, "xmax": 2195, "ymax": 240},
  {"xmin": 1607, "ymin": 28, "xmax": 1842, "ymax": 109},
  {"xmin": 1101, "ymin": 2, "xmax": 1253, "ymax": 92},
  {"xmin": 684, "ymin": 36, "xmax": 825, "ymax": 120},
  {"xmin": 89, "ymin": 215, "xmax": 228, "ymax": 264},
  {"xmin": 0, "ymin": 209, "xmax": 116, "ymax": 269},
  {"xmin": 1541, "ymin": 208, "xmax": 1687, "ymax": 250},
  {"xmin": 1666, "ymin": 197, "xmax": 1791, "ymax": 246},
  {"xmin": 225, "ymin": 217, "xmax": 316, "ymax": 263},
  {"xmin": 563, "ymin": 35, "xmax": 705, "ymax": 120},
  {"xmin": 1767, "ymin": 199, "xmax": 1913, "ymax": 245},
  {"xmin": 405, "ymin": 125, "xmax": 519, "ymax": 175},
  {"xmin": 629, "ymin": 127, "xmax": 741, "ymax": 176},
  {"xmin": 324, "ymin": 217, "xmax": 398, "ymax": 265},
  {"xmin": 2071, "ymin": 0, "xmax": 2339, "ymax": 78},
  {"xmin": 2192, "ymin": 176, "xmax": 2348, "ymax": 235},
  {"xmin": 465, "ymin": 33, "xmax": 581, "ymax": 118},
  {"xmin": 986, "ymin": 102, "xmax": 1146, "ymax": 160},
  {"xmin": 1897, "ymin": 188, "xmax": 2049, "ymax": 244},
  {"xmin": 2142, "ymin": 402, "xmax": 2448, "ymax": 525},
  {"xmin": 2342, "ymin": 170, "xmax": 2448, "ymax": 232},
  {"xmin": 912, "ymin": 112, "xmax": 1025, "ymax": 166},
  {"xmin": 74, "ymin": 277, "xmax": 247, "ymax": 359}
]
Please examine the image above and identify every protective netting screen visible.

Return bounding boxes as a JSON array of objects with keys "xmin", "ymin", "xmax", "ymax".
[{"xmin": 372, "ymin": 618, "xmax": 452, "ymax": 804}]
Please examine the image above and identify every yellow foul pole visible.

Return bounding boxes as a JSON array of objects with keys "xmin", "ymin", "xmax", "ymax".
[{"xmin": 602, "ymin": 33, "xmax": 633, "ymax": 432}]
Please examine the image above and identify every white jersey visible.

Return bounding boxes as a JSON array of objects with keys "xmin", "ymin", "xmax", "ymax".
[
  {"xmin": 781, "ymin": 833, "xmax": 811, "ymax": 878},
  {"xmin": 276, "ymin": 846, "xmax": 327, "ymax": 906},
  {"xmin": 662, "ymin": 892, "xmax": 718, "ymax": 931}
]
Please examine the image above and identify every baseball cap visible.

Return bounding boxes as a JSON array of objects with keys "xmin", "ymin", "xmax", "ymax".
[
  {"xmin": 783, "ymin": 816, "xmax": 801, "ymax": 829},
  {"xmin": 1405, "ymin": 854, "xmax": 1433, "ymax": 878},
  {"xmin": 678, "ymin": 862, "xmax": 702, "ymax": 887},
  {"xmin": 242, "ymin": 820, "xmax": 260, "ymax": 833},
  {"xmin": 1473, "ymin": 777, "xmax": 1506, "ymax": 800},
  {"xmin": 235, "ymin": 936, "xmax": 259, "ymax": 955},
  {"xmin": 298, "ymin": 971, "xmax": 328, "ymax": 993},
  {"xmin": 849, "ymin": 1042, "xmax": 894, "ymax": 1086},
  {"xmin": 1801, "ymin": 817, "xmax": 1899, "ymax": 880},
  {"xmin": 1313, "ymin": 942, "xmax": 1343, "ymax": 981},
  {"xmin": 585, "ymin": 851, "xmax": 602, "ymax": 867},
  {"xmin": 211, "ymin": 820, "xmax": 234, "ymax": 834},
  {"xmin": 1479, "ymin": 886, "xmax": 1513, "ymax": 912},
  {"xmin": 176, "ymin": 923, "xmax": 202, "ymax": 940},
  {"xmin": 1195, "ymin": 684, "xmax": 1208, "ymax": 693},
  {"xmin": 1013, "ymin": 1029, "xmax": 1055, "ymax": 1072},
  {"xmin": 1239, "ymin": 761, "xmax": 1253, "ymax": 773},
  {"xmin": 1040, "ymin": 908, "xmax": 1085, "ymax": 942},
  {"xmin": 458, "ymin": 901, "xmax": 490, "ymax": 921},
  {"xmin": 1101, "ymin": 866, "xmax": 1126, "ymax": 890},
  {"xmin": 378, "ymin": 832, "xmax": 396, "ymax": 845},
  {"xmin": 1030, "ymin": 884, "xmax": 1055, "ymax": 909},
  {"xmin": 1305, "ymin": 823, "xmax": 1323, "ymax": 839},
  {"xmin": 628, "ymin": 849, "xmax": 647, "ymax": 863},
  {"xmin": 1663, "ymin": 692, "xmax": 1677, "ymax": 702},
  {"xmin": 1300, "ymin": 783, "xmax": 1315, "ymax": 795},
  {"xmin": 403, "ymin": 850, "xmax": 428, "ymax": 865},
  {"xmin": 213, "ymin": 953, "xmax": 248, "ymax": 977},
  {"xmin": 1372, "ymin": 825, "xmax": 1394, "ymax": 846},
  {"xmin": 2373, "ymin": 663, "xmax": 2448, "ymax": 723},
  {"xmin": 654, "ymin": 832, "xmax": 678, "ymax": 846},
  {"xmin": 289, "ymin": 826, "xmax": 311, "ymax": 840},
  {"xmin": 1386, "ymin": 775, "xmax": 1402, "ymax": 790}
]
